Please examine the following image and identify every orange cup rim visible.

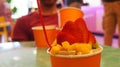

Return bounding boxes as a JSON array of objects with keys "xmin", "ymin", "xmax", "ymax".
[
  {"xmin": 32, "ymin": 25, "xmax": 57, "ymax": 30},
  {"xmin": 59, "ymin": 7, "xmax": 83, "ymax": 12},
  {"xmin": 59, "ymin": 7, "xmax": 84, "ymax": 17},
  {"xmin": 47, "ymin": 45, "xmax": 103, "ymax": 58}
]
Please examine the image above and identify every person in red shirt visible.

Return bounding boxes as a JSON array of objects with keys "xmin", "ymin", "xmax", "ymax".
[{"xmin": 12, "ymin": 0, "xmax": 59, "ymax": 41}]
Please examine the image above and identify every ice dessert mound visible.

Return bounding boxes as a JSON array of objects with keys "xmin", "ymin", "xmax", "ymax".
[{"xmin": 49, "ymin": 18, "xmax": 101, "ymax": 57}]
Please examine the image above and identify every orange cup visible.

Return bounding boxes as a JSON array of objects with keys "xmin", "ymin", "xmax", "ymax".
[
  {"xmin": 47, "ymin": 46, "xmax": 103, "ymax": 67},
  {"xmin": 58, "ymin": 7, "xmax": 84, "ymax": 28},
  {"xmin": 32, "ymin": 25, "xmax": 59, "ymax": 48}
]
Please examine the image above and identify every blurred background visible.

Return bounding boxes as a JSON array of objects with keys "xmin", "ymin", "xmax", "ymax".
[
  {"xmin": 9, "ymin": 0, "xmax": 102, "ymax": 19},
  {"xmin": 0, "ymin": 0, "xmax": 118, "ymax": 47}
]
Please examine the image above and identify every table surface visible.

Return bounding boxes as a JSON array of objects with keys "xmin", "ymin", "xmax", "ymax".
[{"xmin": 0, "ymin": 41, "xmax": 120, "ymax": 67}]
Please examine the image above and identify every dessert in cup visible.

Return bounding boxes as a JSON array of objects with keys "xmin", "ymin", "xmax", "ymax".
[{"xmin": 47, "ymin": 17, "xmax": 103, "ymax": 67}]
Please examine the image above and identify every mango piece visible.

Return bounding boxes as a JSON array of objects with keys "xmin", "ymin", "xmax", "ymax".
[
  {"xmin": 50, "ymin": 45, "xmax": 61, "ymax": 54},
  {"xmin": 62, "ymin": 41, "xmax": 71, "ymax": 50},
  {"xmin": 68, "ymin": 44, "xmax": 76, "ymax": 51},
  {"xmin": 72, "ymin": 43, "xmax": 92, "ymax": 54}
]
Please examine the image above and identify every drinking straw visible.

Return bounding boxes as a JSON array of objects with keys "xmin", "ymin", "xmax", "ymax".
[{"xmin": 36, "ymin": 0, "xmax": 51, "ymax": 48}]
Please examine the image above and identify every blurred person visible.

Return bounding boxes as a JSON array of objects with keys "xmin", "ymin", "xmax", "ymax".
[
  {"xmin": 56, "ymin": 0, "xmax": 64, "ymax": 9},
  {"xmin": 67, "ymin": 0, "xmax": 83, "ymax": 8},
  {"xmin": 102, "ymin": 0, "xmax": 120, "ymax": 47},
  {"xmin": 0, "ymin": 0, "xmax": 5, "ymax": 16},
  {"xmin": 0, "ymin": 0, "xmax": 13, "ymax": 42},
  {"xmin": 4, "ymin": 2, "xmax": 14, "ymax": 39},
  {"xmin": 12, "ymin": 0, "xmax": 59, "ymax": 41}
]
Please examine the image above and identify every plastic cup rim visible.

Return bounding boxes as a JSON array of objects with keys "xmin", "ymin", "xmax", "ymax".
[
  {"xmin": 32, "ymin": 25, "xmax": 57, "ymax": 30},
  {"xmin": 59, "ymin": 7, "xmax": 82, "ymax": 12},
  {"xmin": 47, "ymin": 45, "xmax": 103, "ymax": 58}
]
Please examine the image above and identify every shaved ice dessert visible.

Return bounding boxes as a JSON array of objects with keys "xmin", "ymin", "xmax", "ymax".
[
  {"xmin": 47, "ymin": 17, "xmax": 103, "ymax": 67},
  {"xmin": 49, "ymin": 18, "xmax": 101, "ymax": 56}
]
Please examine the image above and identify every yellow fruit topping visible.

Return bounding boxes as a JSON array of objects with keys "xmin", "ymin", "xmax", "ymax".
[
  {"xmin": 62, "ymin": 41, "xmax": 71, "ymax": 51},
  {"xmin": 50, "ymin": 45, "xmax": 61, "ymax": 54},
  {"xmin": 72, "ymin": 43, "xmax": 92, "ymax": 54},
  {"xmin": 50, "ymin": 41, "xmax": 93, "ymax": 55}
]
